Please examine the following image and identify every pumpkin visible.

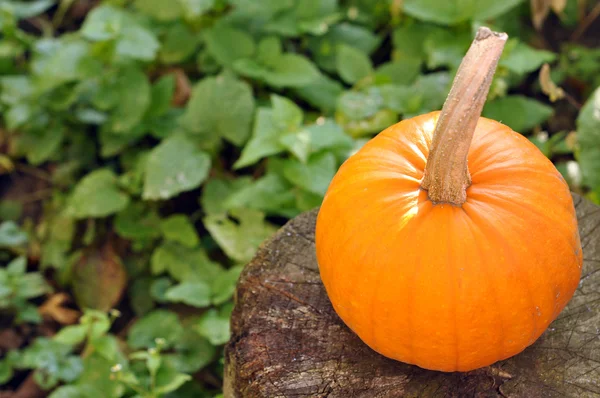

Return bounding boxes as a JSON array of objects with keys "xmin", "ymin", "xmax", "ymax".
[{"xmin": 315, "ymin": 28, "xmax": 582, "ymax": 372}]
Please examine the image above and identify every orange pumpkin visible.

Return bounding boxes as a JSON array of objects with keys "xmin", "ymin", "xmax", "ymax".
[{"xmin": 315, "ymin": 28, "xmax": 582, "ymax": 372}]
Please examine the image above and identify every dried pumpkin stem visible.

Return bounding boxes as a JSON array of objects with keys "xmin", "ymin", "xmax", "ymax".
[{"xmin": 421, "ymin": 27, "xmax": 508, "ymax": 205}]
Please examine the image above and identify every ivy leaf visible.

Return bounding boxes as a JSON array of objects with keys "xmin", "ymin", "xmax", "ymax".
[
  {"xmin": 134, "ymin": 0, "xmax": 183, "ymax": 21},
  {"xmin": 165, "ymin": 330, "xmax": 216, "ymax": 373},
  {"xmin": 279, "ymin": 120, "xmax": 352, "ymax": 162},
  {"xmin": 116, "ymin": 26, "xmax": 160, "ymax": 61},
  {"xmin": 211, "ymin": 265, "xmax": 244, "ymax": 305},
  {"xmin": 178, "ymin": 0, "xmax": 216, "ymax": 18},
  {"xmin": 203, "ymin": 24, "xmax": 255, "ymax": 67},
  {"xmin": 294, "ymin": 74, "xmax": 344, "ymax": 114},
  {"xmin": 200, "ymin": 177, "xmax": 253, "ymax": 215},
  {"xmin": 193, "ymin": 305, "xmax": 233, "ymax": 345},
  {"xmin": 115, "ymin": 203, "xmax": 162, "ymax": 242},
  {"xmin": 402, "ymin": 0, "xmax": 523, "ymax": 25},
  {"xmin": 204, "ymin": 209, "xmax": 277, "ymax": 263},
  {"xmin": 151, "ymin": 242, "xmax": 223, "ymax": 283},
  {"xmin": 483, "ymin": 95, "xmax": 553, "ymax": 132},
  {"xmin": 108, "ymin": 66, "xmax": 151, "ymax": 134},
  {"xmin": 181, "ymin": 74, "xmax": 255, "ymax": 146},
  {"xmin": 500, "ymin": 40, "xmax": 556, "ymax": 75},
  {"xmin": 164, "ymin": 282, "xmax": 211, "ymax": 307},
  {"xmin": 160, "ymin": 215, "xmax": 200, "ymax": 248},
  {"xmin": 128, "ymin": 310, "xmax": 184, "ymax": 349},
  {"xmin": 143, "ymin": 134, "xmax": 211, "ymax": 200},
  {"xmin": 159, "ymin": 23, "xmax": 198, "ymax": 64},
  {"xmin": 282, "ymin": 152, "xmax": 336, "ymax": 196},
  {"xmin": 336, "ymin": 44, "xmax": 373, "ymax": 84},
  {"xmin": 0, "ymin": 221, "xmax": 28, "ymax": 248},
  {"xmin": 576, "ymin": 86, "xmax": 600, "ymax": 189},
  {"xmin": 81, "ymin": 5, "xmax": 124, "ymax": 41},
  {"xmin": 234, "ymin": 108, "xmax": 284, "ymax": 169},
  {"xmin": 235, "ymin": 54, "xmax": 321, "ymax": 88},
  {"xmin": 224, "ymin": 174, "xmax": 297, "ymax": 217},
  {"xmin": 66, "ymin": 169, "xmax": 129, "ymax": 219}
]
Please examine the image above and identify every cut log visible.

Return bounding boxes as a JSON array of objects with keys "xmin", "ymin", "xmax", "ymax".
[{"xmin": 224, "ymin": 194, "xmax": 600, "ymax": 397}]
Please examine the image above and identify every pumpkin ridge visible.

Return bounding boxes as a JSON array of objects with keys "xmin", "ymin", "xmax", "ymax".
[
  {"xmin": 461, "ymin": 206, "xmax": 507, "ymax": 367},
  {"xmin": 368, "ymin": 202, "xmax": 428, "ymax": 357},
  {"xmin": 468, "ymin": 189, "xmax": 578, "ymax": 253},
  {"xmin": 475, "ymin": 202, "xmax": 540, "ymax": 348}
]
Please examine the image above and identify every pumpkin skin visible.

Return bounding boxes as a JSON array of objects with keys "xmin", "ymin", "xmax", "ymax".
[{"xmin": 315, "ymin": 111, "xmax": 582, "ymax": 372}]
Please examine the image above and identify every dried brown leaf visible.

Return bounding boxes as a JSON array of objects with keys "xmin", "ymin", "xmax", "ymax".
[
  {"xmin": 72, "ymin": 241, "xmax": 127, "ymax": 312},
  {"xmin": 539, "ymin": 63, "xmax": 565, "ymax": 102},
  {"xmin": 38, "ymin": 293, "xmax": 81, "ymax": 325}
]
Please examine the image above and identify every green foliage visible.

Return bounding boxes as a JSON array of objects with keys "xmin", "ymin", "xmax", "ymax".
[{"xmin": 0, "ymin": 0, "xmax": 596, "ymax": 396}]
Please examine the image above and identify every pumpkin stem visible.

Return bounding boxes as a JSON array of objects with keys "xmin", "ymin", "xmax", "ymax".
[{"xmin": 421, "ymin": 27, "xmax": 508, "ymax": 205}]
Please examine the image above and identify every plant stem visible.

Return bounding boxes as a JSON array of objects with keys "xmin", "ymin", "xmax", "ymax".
[{"xmin": 421, "ymin": 27, "xmax": 508, "ymax": 206}]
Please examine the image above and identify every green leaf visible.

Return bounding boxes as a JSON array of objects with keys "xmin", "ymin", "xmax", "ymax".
[
  {"xmin": 280, "ymin": 120, "xmax": 352, "ymax": 162},
  {"xmin": 165, "ymin": 329, "xmax": 215, "ymax": 373},
  {"xmin": 108, "ymin": 66, "xmax": 151, "ymax": 134},
  {"xmin": 224, "ymin": 174, "xmax": 297, "ymax": 217},
  {"xmin": 193, "ymin": 305, "xmax": 232, "ymax": 345},
  {"xmin": 336, "ymin": 44, "xmax": 373, "ymax": 84},
  {"xmin": 374, "ymin": 60, "xmax": 421, "ymax": 86},
  {"xmin": 181, "ymin": 74, "xmax": 255, "ymax": 146},
  {"xmin": 164, "ymin": 282, "xmax": 211, "ymax": 307},
  {"xmin": 116, "ymin": 26, "xmax": 160, "ymax": 61},
  {"xmin": 0, "ymin": 358, "xmax": 13, "ymax": 385},
  {"xmin": 236, "ymin": 53, "xmax": 321, "ymax": 88},
  {"xmin": 337, "ymin": 88, "xmax": 384, "ymax": 121},
  {"xmin": 18, "ymin": 126, "xmax": 65, "ymax": 166},
  {"xmin": 402, "ymin": 0, "xmax": 523, "ymax": 25},
  {"xmin": 500, "ymin": 40, "xmax": 556, "ymax": 75},
  {"xmin": 204, "ymin": 208, "xmax": 277, "ymax": 263},
  {"xmin": 128, "ymin": 310, "xmax": 184, "ymax": 349},
  {"xmin": 282, "ymin": 152, "xmax": 336, "ymax": 195},
  {"xmin": 308, "ymin": 22, "xmax": 381, "ymax": 72},
  {"xmin": 234, "ymin": 108, "xmax": 284, "ymax": 169},
  {"xmin": 271, "ymin": 94, "xmax": 303, "ymax": 131},
  {"xmin": 48, "ymin": 385, "xmax": 105, "ymax": 398},
  {"xmin": 392, "ymin": 23, "xmax": 430, "ymax": 61},
  {"xmin": 4, "ymin": 0, "xmax": 54, "ymax": 18},
  {"xmin": 201, "ymin": 177, "xmax": 253, "ymax": 215},
  {"xmin": 151, "ymin": 242, "xmax": 223, "ymax": 282},
  {"xmin": 473, "ymin": 0, "xmax": 525, "ymax": 21},
  {"xmin": 293, "ymin": 74, "xmax": 344, "ymax": 114},
  {"xmin": 66, "ymin": 169, "xmax": 130, "ymax": 219},
  {"xmin": 115, "ymin": 203, "xmax": 162, "ymax": 242},
  {"xmin": 134, "ymin": 0, "xmax": 183, "ymax": 21},
  {"xmin": 211, "ymin": 265, "xmax": 243, "ymax": 305},
  {"xmin": 267, "ymin": 54, "xmax": 322, "ymax": 87},
  {"xmin": 424, "ymin": 29, "xmax": 472, "ymax": 70},
  {"xmin": 159, "ymin": 23, "xmax": 198, "ymax": 64},
  {"xmin": 53, "ymin": 325, "xmax": 88, "ymax": 346},
  {"xmin": 178, "ymin": 0, "xmax": 216, "ymax": 18},
  {"xmin": 0, "ymin": 221, "xmax": 28, "ymax": 247},
  {"xmin": 576, "ymin": 86, "xmax": 600, "ymax": 189},
  {"xmin": 81, "ymin": 5, "xmax": 125, "ymax": 41},
  {"xmin": 203, "ymin": 24, "xmax": 255, "ymax": 67},
  {"xmin": 160, "ymin": 215, "xmax": 200, "ymax": 247},
  {"xmin": 155, "ymin": 373, "xmax": 191, "ymax": 395},
  {"xmin": 143, "ymin": 134, "xmax": 211, "ymax": 200},
  {"xmin": 483, "ymin": 95, "xmax": 553, "ymax": 132}
]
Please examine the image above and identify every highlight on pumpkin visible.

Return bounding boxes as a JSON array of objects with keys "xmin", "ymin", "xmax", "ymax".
[{"xmin": 315, "ymin": 27, "xmax": 582, "ymax": 372}]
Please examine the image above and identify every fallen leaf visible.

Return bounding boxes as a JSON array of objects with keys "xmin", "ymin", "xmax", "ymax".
[
  {"xmin": 72, "ymin": 241, "xmax": 127, "ymax": 312},
  {"xmin": 0, "ymin": 329, "xmax": 23, "ymax": 350},
  {"xmin": 170, "ymin": 68, "xmax": 191, "ymax": 107},
  {"xmin": 539, "ymin": 63, "xmax": 565, "ymax": 102},
  {"xmin": 531, "ymin": 0, "xmax": 567, "ymax": 30},
  {"xmin": 38, "ymin": 293, "xmax": 81, "ymax": 325}
]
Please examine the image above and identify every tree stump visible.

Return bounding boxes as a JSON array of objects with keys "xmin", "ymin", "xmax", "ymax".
[{"xmin": 224, "ymin": 194, "xmax": 600, "ymax": 397}]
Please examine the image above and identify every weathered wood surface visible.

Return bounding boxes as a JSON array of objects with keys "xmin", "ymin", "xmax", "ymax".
[{"xmin": 224, "ymin": 194, "xmax": 600, "ymax": 397}]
